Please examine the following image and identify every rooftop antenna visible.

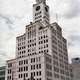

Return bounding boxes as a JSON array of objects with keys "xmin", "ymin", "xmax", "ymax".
[
  {"xmin": 55, "ymin": 13, "xmax": 59, "ymax": 23},
  {"xmin": 52, "ymin": 0, "xmax": 59, "ymax": 24}
]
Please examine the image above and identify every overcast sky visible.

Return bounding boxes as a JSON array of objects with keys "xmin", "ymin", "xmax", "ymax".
[{"xmin": 0, "ymin": 0, "xmax": 80, "ymax": 66}]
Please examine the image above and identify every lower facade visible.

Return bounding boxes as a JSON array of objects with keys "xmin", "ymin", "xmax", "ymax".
[{"xmin": 6, "ymin": 53, "xmax": 72, "ymax": 80}]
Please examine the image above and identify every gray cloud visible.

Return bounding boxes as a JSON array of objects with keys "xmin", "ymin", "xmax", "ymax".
[
  {"xmin": 0, "ymin": 13, "xmax": 24, "ymax": 41},
  {"xmin": 0, "ymin": 14, "xmax": 16, "ymax": 64},
  {"xmin": 0, "ymin": 0, "xmax": 33, "ymax": 66},
  {"xmin": 0, "ymin": 17, "xmax": 14, "ymax": 41},
  {"xmin": 69, "ymin": 35, "xmax": 80, "ymax": 42},
  {"xmin": 0, "ymin": 14, "xmax": 17, "ymax": 30},
  {"xmin": 68, "ymin": 42, "xmax": 74, "ymax": 47},
  {"xmin": 64, "ymin": 0, "xmax": 80, "ymax": 18},
  {"xmin": 53, "ymin": 0, "xmax": 80, "ymax": 19},
  {"xmin": 0, "ymin": 50, "xmax": 9, "ymax": 67},
  {"xmin": 0, "ymin": 0, "xmax": 80, "ymax": 65},
  {"xmin": 0, "ymin": 50, "xmax": 9, "ymax": 58},
  {"xmin": 68, "ymin": 34, "xmax": 80, "ymax": 47}
]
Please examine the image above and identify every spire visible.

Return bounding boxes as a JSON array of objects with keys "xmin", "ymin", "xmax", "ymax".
[{"xmin": 36, "ymin": 0, "xmax": 46, "ymax": 3}]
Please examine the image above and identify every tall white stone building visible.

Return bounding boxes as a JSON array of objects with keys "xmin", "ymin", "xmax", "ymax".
[{"xmin": 6, "ymin": 0, "xmax": 73, "ymax": 80}]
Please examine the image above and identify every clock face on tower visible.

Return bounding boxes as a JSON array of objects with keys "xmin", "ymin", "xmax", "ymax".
[
  {"xmin": 45, "ymin": 7, "xmax": 48, "ymax": 12},
  {"xmin": 36, "ymin": 6, "xmax": 40, "ymax": 11}
]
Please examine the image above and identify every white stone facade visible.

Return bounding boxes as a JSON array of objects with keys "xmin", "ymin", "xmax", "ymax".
[
  {"xmin": 6, "ymin": 0, "xmax": 73, "ymax": 80},
  {"xmin": 6, "ymin": 22, "xmax": 73, "ymax": 80},
  {"xmin": 5, "ymin": 59, "xmax": 17, "ymax": 80}
]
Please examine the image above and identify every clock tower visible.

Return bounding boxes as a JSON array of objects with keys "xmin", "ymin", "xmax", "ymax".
[{"xmin": 33, "ymin": 0, "xmax": 50, "ymax": 26}]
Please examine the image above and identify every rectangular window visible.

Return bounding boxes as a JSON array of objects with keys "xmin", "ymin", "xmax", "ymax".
[
  {"xmin": 39, "ymin": 64, "xmax": 41, "ymax": 69},
  {"xmin": 26, "ymin": 66, "xmax": 28, "ymax": 71},
  {"xmin": 26, "ymin": 59, "xmax": 28, "ymax": 64},
  {"xmin": 26, "ymin": 73, "xmax": 28, "ymax": 77},
  {"xmin": 39, "ymin": 71, "xmax": 41, "ymax": 75},
  {"xmin": 8, "ymin": 63, "xmax": 12, "ymax": 68}
]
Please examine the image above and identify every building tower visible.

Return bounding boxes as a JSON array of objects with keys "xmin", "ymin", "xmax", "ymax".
[
  {"xmin": 72, "ymin": 57, "xmax": 80, "ymax": 64},
  {"xmin": 70, "ymin": 57, "xmax": 80, "ymax": 80},
  {"xmin": 33, "ymin": 0, "xmax": 50, "ymax": 26},
  {"xmin": 6, "ymin": 0, "xmax": 73, "ymax": 80},
  {"xmin": 0, "ymin": 66, "xmax": 6, "ymax": 80}
]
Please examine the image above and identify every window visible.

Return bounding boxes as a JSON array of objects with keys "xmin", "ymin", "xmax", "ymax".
[
  {"xmin": 36, "ymin": 64, "xmax": 41, "ymax": 69},
  {"xmin": 46, "ymin": 64, "xmax": 52, "ymax": 70},
  {"xmin": 37, "ymin": 71, "xmax": 38, "ymax": 76},
  {"xmin": 8, "ymin": 63, "xmax": 12, "ymax": 68},
  {"xmin": 39, "ymin": 64, "xmax": 41, "ymax": 69},
  {"xmin": 26, "ymin": 66, "xmax": 28, "ymax": 71},
  {"xmin": 24, "ymin": 67, "xmax": 25, "ymax": 71},
  {"xmin": 44, "ymin": 40, "xmax": 46, "ymax": 43},
  {"xmin": 36, "ymin": 57, "xmax": 41, "ymax": 62},
  {"xmin": 21, "ymin": 74, "xmax": 22, "ymax": 78},
  {"xmin": 24, "ymin": 60, "xmax": 25, "ymax": 64},
  {"xmin": 35, "ymin": 11, "xmax": 42, "ymax": 16},
  {"xmin": 46, "ymin": 57, "xmax": 51, "ymax": 63},
  {"xmin": 31, "ymin": 72, "xmax": 33, "ymax": 76},
  {"xmin": 39, "ymin": 71, "xmax": 41, "ymax": 75},
  {"xmin": 8, "ymin": 69, "xmax": 11, "ymax": 74},
  {"xmin": 18, "ymin": 74, "xmax": 23, "ymax": 78},
  {"xmin": 21, "ymin": 67, "xmax": 23, "ymax": 72},
  {"xmin": 46, "ymin": 39, "xmax": 48, "ymax": 42},
  {"xmin": 19, "ymin": 68, "xmax": 20, "ymax": 72},
  {"xmin": 26, "ymin": 73, "xmax": 28, "ymax": 77},
  {"xmin": 46, "ymin": 71, "xmax": 52, "ymax": 77},
  {"xmin": 36, "ymin": 64, "xmax": 38, "ymax": 69},
  {"xmin": 54, "ymin": 73, "xmax": 59, "ymax": 78},
  {"xmin": 31, "ymin": 65, "xmax": 35, "ymax": 70},
  {"xmin": 24, "ymin": 73, "xmax": 25, "ymax": 78},
  {"xmin": 61, "ymin": 76, "xmax": 65, "ymax": 80},
  {"xmin": 28, "ymin": 49, "xmax": 30, "ymax": 52},
  {"xmin": 19, "ymin": 61, "xmax": 23, "ymax": 65},
  {"xmin": 26, "ymin": 59, "xmax": 28, "ymax": 64},
  {"xmin": 34, "ymin": 65, "xmax": 35, "ymax": 69},
  {"xmin": 34, "ymin": 72, "xmax": 35, "ymax": 76},
  {"xmin": 31, "ymin": 58, "xmax": 35, "ymax": 63},
  {"xmin": 31, "ymin": 72, "xmax": 35, "ymax": 76},
  {"xmin": 46, "ymin": 44, "xmax": 48, "ymax": 47},
  {"xmin": 54, "ymin": 67, "xmax": 59, "ymax": 72},
  {"xmin": 19, "ymin": 74, "xmax": 20, "ymax": 78},
  {"xmin": 44, "ymin": 49, "xmax": 48, "ymax": 53},
  {"xmin": 39, "ymin": 78, "xmax": 41, "ymax": 80}
]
